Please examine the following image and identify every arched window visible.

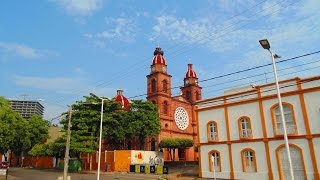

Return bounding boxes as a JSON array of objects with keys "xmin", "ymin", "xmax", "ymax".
[
  {"xmin": 241, "ymin": 148, "xmax": 257, "ymax": 172},
  {"xmin": 151, "ymin": 79, "xmax": 156, "ymax": 93},
  {"xmin": 186, "ymin": 91, "xmax": 191, "ymax": 100},
  {"xmin": 207, "ymin": 121, "xmax": 218, "ymax": 141},
  {"xmin": 208, "ymin": 150, "xmax": 221, "ymax": 172},
  {"xmin": 195, "ymin": 91, "xmax": 200, "ymax": 100},
  {"xmin": 238, "ymin": 116, "xmax": 252, "ymax": 139},
  {"xmin": 271, "ymin": 103, "xmax": 297, "ymax": 135},
  {"xmin": 163, "ymin": 101, "xmax": 168, "ymax": 115},
  {"xmin": 162, "ymin": 80, "xmax": 168, "ymax": 93},
  {"xmin": 276, "ymin": 144, "xmax": 306, "ymax": 179},
  {"xmin": 150, "ymin": 138, "xmax": 156, "ymax": 151}
]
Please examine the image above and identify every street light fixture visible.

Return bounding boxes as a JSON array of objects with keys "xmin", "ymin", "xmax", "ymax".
[
  {"xmin": 259, "ymin": 39, "xmax": 294, "ymax": 180},
  {"xmin": 90, "ymin": 93, "xmax": 107, "ymax": 180}
]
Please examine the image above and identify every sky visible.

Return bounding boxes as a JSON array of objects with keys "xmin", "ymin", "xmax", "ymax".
[{"xmin": 1, "ymin": 0, "xmax": 320, "ymax": 123}]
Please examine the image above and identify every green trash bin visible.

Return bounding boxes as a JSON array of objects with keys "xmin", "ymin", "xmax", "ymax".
[{"xmin": 58, "ymin": 158, "xmax": 83, "ymax": 171}]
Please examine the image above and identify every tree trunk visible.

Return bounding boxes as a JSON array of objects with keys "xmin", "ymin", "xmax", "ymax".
[
  {"xmin": 173, "ymin": 148, "xmax": 176, "ymax": 161},
  {"xmin": 168, "ymin": 148, "xmax": 172, "ymax": 161}
]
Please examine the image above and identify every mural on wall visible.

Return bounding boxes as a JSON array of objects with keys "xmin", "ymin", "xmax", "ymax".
[{"xmin": 131, "ymin": 151, "xmax": 164, "ymax": 166}]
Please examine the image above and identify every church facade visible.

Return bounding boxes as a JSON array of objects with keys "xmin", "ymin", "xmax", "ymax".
[{"xmin": 145, "ymin": 47, "xmax": 202, "ymax": 161}]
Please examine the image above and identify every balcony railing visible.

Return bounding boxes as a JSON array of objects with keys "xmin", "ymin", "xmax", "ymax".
[
  {"xmin": 275, "ymin": 124, "xmax": 297, "ymax": 135},
  {"xmin": 208, "ymin": 132, "xmax": 218, "ymax": 141},
  {"xmin": 240, "ymin": 129, "xmax": 253, "ymax": 139}
]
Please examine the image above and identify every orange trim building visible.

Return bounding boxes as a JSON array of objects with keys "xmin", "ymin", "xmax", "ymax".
[{"xmin": 196, "ymin": 76, "xmax": 320, "ymax": 179}]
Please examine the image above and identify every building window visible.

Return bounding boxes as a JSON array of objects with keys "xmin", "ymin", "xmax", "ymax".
[
  {"xmin": 271, "ymin": 103, "xmax": 297, "ymax": 135},
  {"xmin": 276, "ymin": 144, "xmax": 306, "ymax": 179},
  {"xmin": 195, "ymin": 91, "xmax": 200, "ymax": 100},
  {"xmin": 208, "ymin": 150, "xmax": 221, "ymax": 172},
  {"xmin": 186, "ymin": 91, "xmax": 191, "ymax": 100},
  {"xmin": 150, "ymin": 138, "xmax": 156, "ymax": 151},
  {"xmin": 163, "ymin": 101, "xmax": 168, "ymax": 115},
  {"xmin": 162, "ymin": 80, "xmax": 168, "ymax": 93},
  {"xmin": 151, "ymin": 79, "xmax": 156, "ymax": 93},
  {"xmin": 207, "ymin": 121, "xmax": 218, "ymax": 141},
  {"xmin": 241, "ymin": 148, "xmax": 257, "ymax": 172},
  {"xmin": 238, "ymin": 116, "xmax": 252, "ymax": 139}
]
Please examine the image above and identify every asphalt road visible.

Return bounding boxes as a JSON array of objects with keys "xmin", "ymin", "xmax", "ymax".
[{"xmin": 1, "ymin": 168, "xmax": 167, "ymax": 180}]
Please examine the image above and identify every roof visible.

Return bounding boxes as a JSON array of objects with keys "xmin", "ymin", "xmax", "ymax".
[
  {"xmin": 152, "ymin": 47, "xmax": 166, "ymax": 65},
  {"xmin": 185, "ymin": 64, "xmax": 197, "ymax": 78},
  {"xmin": 114, "ymin": 89, "xmax": 130, "ymax": 110}
]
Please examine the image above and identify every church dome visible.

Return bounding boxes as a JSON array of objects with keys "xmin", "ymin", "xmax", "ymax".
[
  {"xmin": 114, "ymin": 89, "xmax": 130, "ymax": 110},
  {"xmin": 152, "ymin": 47, "xmax": 166, "ymax": 65},
  {"xmin": 185, "ymin": 64, "xmax": 197, "ymax": 78}
]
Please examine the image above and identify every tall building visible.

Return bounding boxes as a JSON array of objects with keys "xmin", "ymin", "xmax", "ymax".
[
  {"xmin": 9, "ymin": 100, "xmax": 44, "ymax": 119},
  {"xmin": 146, "ymin": 47, "xmax": 202, "ymax": 161},
  {"xmin": 196, "ymin": 76, "xmax": 320, "ymax": 179}
]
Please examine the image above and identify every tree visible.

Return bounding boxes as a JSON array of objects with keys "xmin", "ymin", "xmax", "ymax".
[
  {"xmin": 56, "ymin": 95, "xmax": 161, "ymax": 158},
  {"xmin": 159, "ymin": 138, "xmax": 180, "ymax": 161},
  {"xmin": 0, "ymin": 97, "xmax": 26, "ymax": 162},
  {"xmin": 159, "ymin": 138, "xmax": 194, "ymax": 161},
  {"xmin": 0, "ymin": 97, "xmax": 50, "ymax": 164},
  {"xmin": 127, "ymin": 100, "xmax": 160, "ymax": 150},
  {"xmin": 56, "ymin": 95, "xmax": 126, "ymax": 158}
]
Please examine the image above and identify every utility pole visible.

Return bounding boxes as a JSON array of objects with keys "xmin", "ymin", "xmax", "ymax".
[{"xmin": 63, "ymin": 106, "xmax": 72, "ymax": 180}]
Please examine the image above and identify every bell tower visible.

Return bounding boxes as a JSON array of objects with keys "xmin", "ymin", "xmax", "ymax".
[
  {"xmin": 180, "ymin": 64, "xmax": 202, "ymax": 104},
  {"xmin": 146, "ymin": 47, "xmax": 172, "ymax": 101}
]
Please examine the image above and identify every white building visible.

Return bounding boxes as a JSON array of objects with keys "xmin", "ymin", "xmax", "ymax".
[{"xmin": 196, "ymin": 76, "xmax": 320, "ymax": 180}]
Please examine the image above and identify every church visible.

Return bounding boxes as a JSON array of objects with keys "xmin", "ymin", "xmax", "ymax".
[
  {"xmin": 145, "ymin": 47, "xmax": 202, "ymax": 161},
  {"xmin": 113, "ymin": 47, "xmax": 201, "ymax": 161}
]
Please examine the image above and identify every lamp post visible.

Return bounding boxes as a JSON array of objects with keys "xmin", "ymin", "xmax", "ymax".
[
  {"xmin": 90, "ymin": 93, "xmax": 106, "ymax": 180},
  {"xmin": 259, "ymin": 39, "xmax": 294, "ymax": 180},
  {"xmin": 63, "ymin": 105, "xmax": 72, "ymax": 180}
]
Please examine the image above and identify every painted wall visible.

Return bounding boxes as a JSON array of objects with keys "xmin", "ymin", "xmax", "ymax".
[
  {"xmin": 200, "ymin": 144, "xmax": 230, "ymax": 179},
  {"xmin": 198, "ymin": 108, "xmax": 226, "ymax": 143},
  {"xmin": 231, "ymin": 142, "xmax": 268, "ymax": 180},
  {"xmin": 197, "ymin": 76, "xmax": 320, "ymax": 179},
  {"xmin": 228, "ymin": 102, "xmax": 263, "ymax": 140},
  {"xmin": 304, "ymin": 91, "xmax": 320, "ymax": 134},
  {"xmin": 130, "ymin": 150, "xmax": 163, "ymax": 166}
]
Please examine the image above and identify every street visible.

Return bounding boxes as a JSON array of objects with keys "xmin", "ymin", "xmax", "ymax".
[{"xmin": 1, "ymin": 168, "xmax": 167, "ymax": 180}]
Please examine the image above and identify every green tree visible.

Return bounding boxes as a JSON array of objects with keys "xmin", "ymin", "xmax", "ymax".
[
  {"xmin": 56, "ymin": 95, "xmax": 161, "ymax": 158},
  {"xmin": 27, "ymin": 115, "xmax": 50, "ymax": 148},
  {"xmin": 159, "ymin": 138, "xmax": 180, "ymax": 161},
  {"xmin": 57, "ymin": 95, "xmax": 124, "ymax": 158},
  {"xmin": 127, "ymin": 100, "xmax": 160, "ymax": 150},
  {"xmin": 0, "ymin": 97, "xmax": 50, "ymax": 164},
  {"xmin": 0, "ymin": 97, "xmax": 26, "ymax": 161},
  {"xmin": 159, "ymin": 138, "xmax": 194, "ymax": 161}
]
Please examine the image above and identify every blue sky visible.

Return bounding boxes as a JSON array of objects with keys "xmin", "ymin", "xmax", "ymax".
[{"xmin": 1, "ymin": 0, "xmax": 320, "ymax": 123}]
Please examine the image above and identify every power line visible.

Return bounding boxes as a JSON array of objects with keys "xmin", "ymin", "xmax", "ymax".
[
  {"xmin": 46, "ymin": 0, "xmax": 290, "ymax": 105},
  {"xmin": 201, "ymin": 65, "xmax": 320, "ymax": 96},
  {"xmin": 197, "ymin": 77, "xmax": 320, "ymax": 107},
  {"xmin": 127, "ymin": 50, "xmax": 320, "ymax": 99}
]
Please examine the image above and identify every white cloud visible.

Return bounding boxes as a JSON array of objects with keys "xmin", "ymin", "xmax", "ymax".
[
  {"xmin": 151, "ymin": 0, "xmax": 319, "ymax": 55},
  {"xmin": 84, "ymin": 17, "xmax": 138, "ymax": 52},
  {"xmin": 52, "ymin": 0, "xmax": 102, "ymax": 16},
  {"xmin": 0, "ymin": 42, "xmax": 53, "ymax": 60}
]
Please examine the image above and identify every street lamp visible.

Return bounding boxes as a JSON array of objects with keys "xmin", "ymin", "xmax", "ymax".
[
  {"xmin": 90, "ymin": 93, "xmax": 107, "ymax": 180},
  {"xmin": 259, "ymin": 39, "xmax": 294, "ymax": 180}
]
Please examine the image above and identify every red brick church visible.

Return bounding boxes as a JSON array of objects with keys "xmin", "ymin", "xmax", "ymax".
[
  {"xmin": 110, "ymin": 47, "xmax": 201, "ymax": 161},
  {"xmin": 145, "ymin": 47, "xmax": 202, "ymax": 161}
]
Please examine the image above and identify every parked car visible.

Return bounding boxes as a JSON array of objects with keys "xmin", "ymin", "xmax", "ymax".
[{"xmin": 0, "ymin": 162, "xmax": 9, "ymax": 169}]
